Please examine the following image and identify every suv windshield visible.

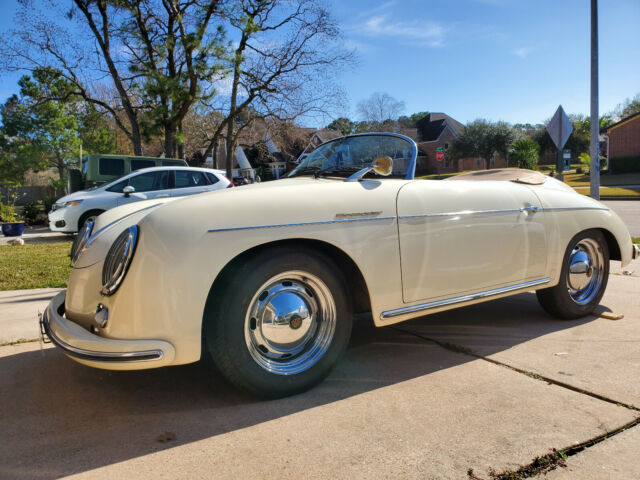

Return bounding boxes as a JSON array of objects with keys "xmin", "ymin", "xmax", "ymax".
[{"xmin": 290, "ymin": 133, "xmax": 416, "ymax": 179}]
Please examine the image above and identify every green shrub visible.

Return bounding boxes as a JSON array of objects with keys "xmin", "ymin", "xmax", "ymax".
[
  {"xmin": 509, "ymin": 138, "xmax": 539, "ymax": 170},
  {"xmin": 44, "ymin": 196, "xmax": 57, "ymax": 213},
  {"xmin": 22, "ymin": 202, "xmax": 41, "ymax": 221},
  {"xmin": 609, "ymin": 156, "xmax": 640, "ymax": 174}
]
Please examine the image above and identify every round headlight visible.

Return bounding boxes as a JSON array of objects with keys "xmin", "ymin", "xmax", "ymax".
[
  {"xmin": 101, "ymin": 225, "xmax": 138, "ymax": 296},
  {"xmin": 70, "ymin": 219, "xmax": 94, "ymax": 266}
]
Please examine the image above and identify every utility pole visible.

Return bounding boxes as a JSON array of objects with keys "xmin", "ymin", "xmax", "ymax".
[{"xmin": 590, "ymin": 0, "xmax": 600, "ymax": 199}]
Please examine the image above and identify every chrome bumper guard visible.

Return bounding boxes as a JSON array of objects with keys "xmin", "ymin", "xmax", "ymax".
[{"xmin": 40, "ymin": 292, "xmax": 164, "ymax": 363}]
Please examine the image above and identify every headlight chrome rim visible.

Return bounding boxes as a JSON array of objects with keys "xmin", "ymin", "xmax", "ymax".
[
  {"xmin": 100, "ymin": 225, "xmax": 139, "ymax": 296},
  {"xmin": 70, "ymin": 219, "xmax": 94, "ymax": 266}
]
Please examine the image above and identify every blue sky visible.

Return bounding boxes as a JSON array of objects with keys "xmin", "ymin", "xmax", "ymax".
[
  {"xmin": 1, "ymin": 0, "xmax": 638, "ymax": 126},
  {"xmin": 334, "ymin": 0, "xmax": 640, "ymax": 124}
]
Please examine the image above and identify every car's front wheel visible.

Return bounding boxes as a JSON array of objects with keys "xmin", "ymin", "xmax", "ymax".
[
  {"xmin": 204, "ymin": 247, "xmax": 353, "ymax": 398},
  {"xmin": 536, "ymin": 229, "xmax": 609, "ymax": 319}
]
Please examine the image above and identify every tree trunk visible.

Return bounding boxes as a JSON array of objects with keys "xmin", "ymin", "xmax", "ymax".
[
  {"xmin": 225, "ymin": 127, "xmax": 234, "ymax": 180},
  {"xmin": 165, "ymin": 127, "xmax": 175, "ymax": 158},
  {"xmin": 131, "ymin": 122, "xmax": 143, "ymax": 156},
  {"xmin": 177, "ymin": 123, "xmax": 184, "ymax": 159}
]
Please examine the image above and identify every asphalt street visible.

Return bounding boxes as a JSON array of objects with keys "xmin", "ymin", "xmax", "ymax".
[
  {"xmin": 0, "ymin": 265, "xmax": 639, "ymax": 479},
  {"xmin": 602, "ymin": 200, "xmax": 640, "ymax": 237}
]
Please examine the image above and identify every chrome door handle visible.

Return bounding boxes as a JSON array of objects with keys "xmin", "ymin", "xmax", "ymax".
[{"xmin": 520, "ymin": 205, "xmax": 539, "ymax": 214}]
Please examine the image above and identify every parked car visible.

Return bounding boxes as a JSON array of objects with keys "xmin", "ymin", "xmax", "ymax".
[
  {"xmin": 41, "ymin": 133, "xmax": 639, "ymax": 398},
  {"xmin": 49, "ymin": 166, "xmax": 231, "ymax": 233},
  {"xmin": 68, "ymin": 154, "xmax": 188, "ymax": 193}
]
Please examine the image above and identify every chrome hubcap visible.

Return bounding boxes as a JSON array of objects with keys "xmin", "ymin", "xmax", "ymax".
[
  {"xmin": 567, "ymin": 238, "xmax": 604, "ymax": 305},
  {"xmin": 244, "ymin": 271, "xmax": 336, "ymax": 375}
]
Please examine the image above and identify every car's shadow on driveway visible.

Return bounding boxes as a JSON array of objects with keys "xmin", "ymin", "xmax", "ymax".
[{"xmin": 0, "ymin": 292, "xmax": 598, "ymax": 479}]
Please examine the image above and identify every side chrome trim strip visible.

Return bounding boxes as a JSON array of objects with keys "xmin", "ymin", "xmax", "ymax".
[
  {"xmin": 41, "ymin": 305, "xmax": 164, "ymax": 363},
  {"xmin": 540, "ymin": 207, "xmax": 609, "ymax": 212},
  {"xmin": 86, "ymin": 203, "xmax": 161, "ymax": 246},
  {"xmin": 207, "ymin": 216, "xmax": 395, "ymax": 233},
  {"xmin": 380, "ymin": 277, "xmax": 551, "ymax": 319},
  {"xmin": 398, "ymin": 206, "xmax": 608, "ymax": 220},
  {"xmin": 399, "ymin": 208, "xmax": 523, "ymax": 219}
]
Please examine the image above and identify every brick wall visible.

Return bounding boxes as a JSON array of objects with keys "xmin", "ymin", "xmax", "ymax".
[
  {"xmin": 458, "ymin": 155, "xmax": 507, "ymax": 172},
  {"xmin": 608, "ymin": 114, "xmax": 640, "ymax": 159}
]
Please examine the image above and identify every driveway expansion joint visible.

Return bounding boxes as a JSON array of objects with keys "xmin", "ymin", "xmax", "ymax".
[
  {"xmin": 392, "ymin": 326, "xmax": 639, "ymax": 412},
  {"xmin": 393, "ymin": 326, "xmax": 640, "ymax": 479}
]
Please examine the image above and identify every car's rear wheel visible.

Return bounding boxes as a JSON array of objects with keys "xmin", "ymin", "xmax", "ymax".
[
  {"xmin": 536, "ymin": 229, "xmax": 609, "ymax": 319},
  {"xmin": 204, "ymin": 247, "xmax": 353, "ymax": 398}
]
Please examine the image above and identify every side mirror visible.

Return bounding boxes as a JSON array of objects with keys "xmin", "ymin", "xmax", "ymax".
[
  {"xmin": 372, "ymin": 156, "xmax": 393, "ymax": 176},
  {"xmin": 123, "ymin": 185, "xmax": 135, "ymax": 197}
]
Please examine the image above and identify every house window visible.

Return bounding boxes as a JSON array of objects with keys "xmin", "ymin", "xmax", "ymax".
[
  {"xmin": 444, "ymin": 143, "xmax": 449, "ymax": 150},
  {"xmin": 476, "ymin": 158, "xmax": 481, "ymax": 167}
]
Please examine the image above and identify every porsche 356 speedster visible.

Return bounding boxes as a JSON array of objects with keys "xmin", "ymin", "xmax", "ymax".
[{"xmin": 41, "ymin": 132, "xmax": 639, "ymax": 397}]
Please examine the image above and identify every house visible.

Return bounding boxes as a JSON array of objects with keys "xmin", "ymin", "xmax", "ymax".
[
  {"xmin": 403, "ymin": 113, "xmax": 507, "ymax": 175},
  {"xmin": 604, "ymin": 111, "xmax": 640, "ymax": 167},
  {"xmin": 297, "ymin": 129, "xmax": 343, "ymax": 161}
]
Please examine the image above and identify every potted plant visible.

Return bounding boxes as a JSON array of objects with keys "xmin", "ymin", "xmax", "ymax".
[{"xmin": 1, "ymin": 190, "xmax": 25, "ymax": 237}]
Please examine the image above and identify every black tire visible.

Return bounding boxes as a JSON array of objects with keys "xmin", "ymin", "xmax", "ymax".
[
  {"xmin": 537, "ymin": 229, "xmax": 609, "ymax": 319},
  {"xmin": 67, "ymin": 168, "xmax": 83, "ymax": 193},
  {"xmin": 77, "ymin": 210, "xmax": 104, "ymax": 231},
  {"xmin": 204, "ymin": 246, "xmax": 353, "ymax": 398}
]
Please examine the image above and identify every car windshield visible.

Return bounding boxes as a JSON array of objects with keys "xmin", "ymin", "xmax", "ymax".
[{"xmin": 289, "ymin": 133, "xmax": 416, "ymax": 179}]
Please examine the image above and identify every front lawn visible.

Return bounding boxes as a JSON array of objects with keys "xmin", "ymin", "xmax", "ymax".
[
  {"xmin": 573, "ymin": 186, "xmax": 640, "ymax": 198},
  {"xmin": 0, "ymin": 242, "xmax": 71, "ymax": 290},
  {"xmin": 561, "ymin": 172, "xmax": 640, "ymax": 187}
]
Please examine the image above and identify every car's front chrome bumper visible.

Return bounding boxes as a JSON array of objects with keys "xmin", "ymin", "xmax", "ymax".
[
  {"xmin": 633, "ymin": 243, "xmax": 640, "ymax": 260},
  {"xmin": 40, "ymin": 291, "xmax": 175, "ymax": 369}
]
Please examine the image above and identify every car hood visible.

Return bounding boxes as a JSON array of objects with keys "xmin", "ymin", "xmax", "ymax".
[
  {"xmin": 55, "ymin": 188, "xmax": 100, "ymax": 203},
  {"xmin": 140, "ymin": 176, "xmax": 409, "ymax": 239}
]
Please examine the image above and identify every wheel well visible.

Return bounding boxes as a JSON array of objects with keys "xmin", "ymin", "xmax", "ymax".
[
  {"xmin": 77, "ymin": 209, "xmax": 105, "ymax": 230},
  {"xmin": 599, "ymin": 228, "xmax": 621, "ymax": 261},
  {"xmin": 206, "ymin": 238, "xmax": 372, "ymax": 315}
]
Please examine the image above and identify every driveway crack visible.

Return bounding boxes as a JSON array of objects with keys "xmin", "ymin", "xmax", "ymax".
[
  {"xmin": 392, "ymin": 326, "xmax": 639, "ymax": 412},
  {"xmin": 391, "ymin": 326, "xmax": 640, "ymax": 479}
]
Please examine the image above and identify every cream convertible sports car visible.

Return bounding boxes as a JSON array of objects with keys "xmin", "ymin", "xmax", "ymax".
[{"xmin": 42, "ymin": 133, "xmax": 638, "ymax": 397}]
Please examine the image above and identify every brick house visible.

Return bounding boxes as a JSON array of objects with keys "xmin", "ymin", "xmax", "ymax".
[
  {"xmin": 405, "ymin": 113, "xmax": 508, "ymax": 175},
  {"xmin": 605, "ymin": 111, "xmax": 640, "ymax": 159}
]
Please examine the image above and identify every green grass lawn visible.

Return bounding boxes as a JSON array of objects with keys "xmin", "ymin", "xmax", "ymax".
[
  {"xmin": 0, "ymin": 242, "xmax": 71, "ymax": 290},
  {"xmin": 562, "ymin": 172, "xmax": 640, "ymax": 187},
  {"xmin": 633, "ymin": 237, "xmax": 640, "ymax": 245},
  {"xmin": 573, "ymin": 186, "xmax": 640, "ymax": 198}
]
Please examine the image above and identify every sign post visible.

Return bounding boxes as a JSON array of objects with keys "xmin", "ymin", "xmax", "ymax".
[
  {"xmin": 546, "ymin": 105, "xmax": 573, "ymax": 181},
  {"xmin": 589, "ymin": 0, "xmax": 600, "ymax": 199}
]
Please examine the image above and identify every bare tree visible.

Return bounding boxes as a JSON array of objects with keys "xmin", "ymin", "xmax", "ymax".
[
  {"xmin": 356, "ymin": 92, "xmax": 405, "ymax": 126},
  {"xmin": 1, "ymin": 0, "xmax": 224, "ymax": 157},
  {"xmin": 199, "ymin": 0, "xmax": 353, "ymax": 178}
]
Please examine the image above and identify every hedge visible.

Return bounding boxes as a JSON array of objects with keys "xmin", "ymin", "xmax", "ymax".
[{"xmin": 609, "ymin": 156, "xmax": 640, "ymax": 174}]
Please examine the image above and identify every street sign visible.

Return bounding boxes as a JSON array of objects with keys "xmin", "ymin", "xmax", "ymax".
[
  {"xmin": 546, "ymin": 105, "xmax": 573, "ymax": 150},
  {"xmin": 436, "ymin": 151, "xmax": 444, "ymax": 162}
]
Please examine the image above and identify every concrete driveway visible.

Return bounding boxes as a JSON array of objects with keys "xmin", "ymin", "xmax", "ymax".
[{"xmin": 0, "ymin": 268, "xmax": 639, "ymax": 479}]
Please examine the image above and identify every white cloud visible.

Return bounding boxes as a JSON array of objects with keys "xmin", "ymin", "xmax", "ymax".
[
  {"xmin": 355, "ymin": 13, "xmax": 446, "ymax": 47},
  {"xmin": 512, "ymin": 46, "xmax": 534, "ymax": 58}
]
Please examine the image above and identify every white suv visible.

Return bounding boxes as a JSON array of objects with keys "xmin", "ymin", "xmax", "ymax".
[{"xmin": 49, "ymin": 166, "xmax": 231, "ymax": 233}]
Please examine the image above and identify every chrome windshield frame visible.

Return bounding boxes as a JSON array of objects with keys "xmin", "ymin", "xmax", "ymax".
[{"xmin": 290, "ymin": 132, "xmax": 418, "ymax": 180}]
